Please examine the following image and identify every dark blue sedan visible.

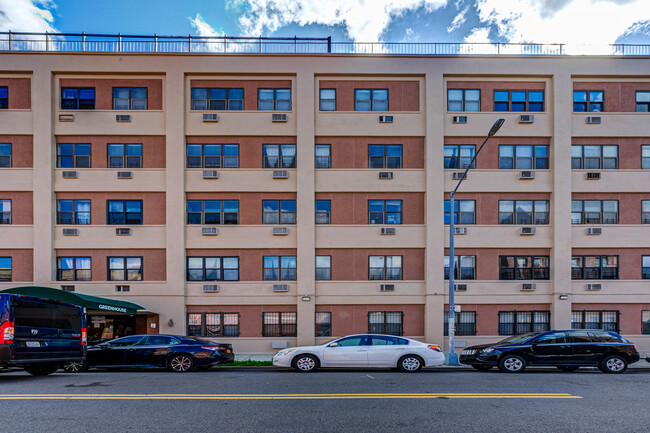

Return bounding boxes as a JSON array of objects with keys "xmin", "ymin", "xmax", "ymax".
[{"xmin": 62, "ymin": 334, "xmax": 234, "ymax": 373}]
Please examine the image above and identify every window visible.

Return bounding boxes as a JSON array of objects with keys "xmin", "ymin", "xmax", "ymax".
[
  {"xmin": 0, "ymin": 200, "xmax": 10, "ymax": 224},
  {"xmin": 186, "ymin": 144, "xmax": 239, "ymax": 168},
  {"xmin": 499, "ymin": 256, "xmax": 550, "ymax": 280},
  {"xmin": 571, "ymin": 200, "xmax": 618, "ymax": 224},
  {"xmin": 571, "ymin": 145, "xmax": 618, "ymax": 170},
  {"xmin": 499, "ymin": 200, "xmax": 550, "ymax": 225},
  {"xmin": 643, "ymin": 201, "xmax": 650, "ymax": 224},
  {"xmin": 444, "ymin": 311, "xmax": 477, "ymax": 336},
  {"xmin": 186, "ymin": 257, "xmax": 239, "ymax": 281},
  {"xmin": 368, "ymin": 311, "xmax": 403, "ymax": 336},
  {"xmin": 573, "ymin": 90, "xmax": 604, "ymax": 112},
  {"xmin": 498, "ymin": 311, "xmax": 550, "ymax": 335},
  {"xmin": 315, "ymin": 200, "xmax": 330, "ymax": 224},
  {"xmin": 571, "ymin": 255, "xmax": 619, "ymax": 280},
  {"xmin": 263, "ymin": 200, "xmax": 296, "ymax": 224},
  {"xmin": 636, "ymin": 91, "xmax": 650, "ymax": 112},
  {"xmin": 263, "ymin": 144, "xmax": 296, "ymax": 168},
  {"xmin": 319, "ymin": 89, "xmax": 336, "ymax": 111},
  {"xmin": 447, "ymin": 89, "xmax": 480, "ymax": 112},
  {"xmin": 108, "ymin": 144, "xmax": 142, "ymax": 168},
  {"xmin": 263, "ymin": 256, "xmax": 297, "ymax": 281},
  {"xmin": 107, "ymin": 200, "xmax": 143, "ymax": 225},
  {"xmin": 642, "ymin": 311, "xmax": 650, "ymax": 335},
  {"xmin": 444, "ymin": 255, "xmax": 476, "ymax": 280},
  {"xmin": 0, "ymin": 143, "xmax": 10, "ymax": 167},
  {"xmin": 113, "ymin": 87, "xmax": 147, "ymax": 110},
  {"xmin": 57, "ymin": 200, "xmax": 90, "ymax": 225},
  {"xmin": 315, "ymin": 256, "xmax": 331, "ymax": 281},
  {"xmin": 355, "ymin": 89, "xmax": 388, "ymax": 111},
  {"xmin": 499, "ymin": 145, "xmax": 549, "ymax": 169},
  {"xmin": 444, "ymin": 200, "xmax": 475, "ymax": 224},
  {"xmin": 315, "ymin": 144, "xmax": 331, "ymax": 168},
  {"xmin": 186, "ymin": 200, "xmax": 239, "ymax": 225},
  {"xmin": 572, "ymin": 310, "xmax": 619, "ymax": 332},
  {"xmin": 108, "ymin": 257, "xmax": 142, "ymax": 281},
  {"xmin": 191, "ymin": 88, "xmax": 244, "ymax": 111},
  {"xmin": 258, "ymin": 88, "xmax": 291, "ymax": 111},
  {"xmin": 444, "ymin": 145, "xmax": 475, "ymax": 169},
  {"xmin": 642, "ymin": 256, "xmax": 650, "ymax": 279},
  {"xmin": 57, "ymin": 257, "xmax": 91, "ymax": 281},
  {"xmin": 61, "ymin": 87, "xmax": 95, "ymax": 110},
  {"xmin": 368, "ymin": 144, "xmax": 402, "ymax": 169},
  {"xmin": 494, "ymin": 90, "xmax": 544, "ymax": 112},
  {"xmin": 262, "ymin": 312, "xmax": 297, "ymax": 337},
  {"xmin": 0, "ymin": 87, "xmax": 7, "ymax": 109},
  {"xmin": 0, "ymin": 257, "xmax": 11, "ymax": 281},
  {"xmin": 368, "ymin": 200, "xmax": 402, "ymax": 224},
  {"xmin": 187, "ymin": 313, "xmax": 240, "ymax": 337},
  {"xmin": 642, "ymin": 146, "xmax": 650, "ymax": 169},
  {"xmin": 315, "ymin": 312, "xmax": 332, "ymax": 337},
  {"xmin": 368, "ymin": 256, "xmax": 402, "ymax": 280},
  {"xmin": 57, "ymin": 143, "xmax": 91, "ymax": 168}
]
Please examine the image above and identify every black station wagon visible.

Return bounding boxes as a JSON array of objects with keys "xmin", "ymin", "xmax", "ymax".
[{"xmin": 459, "ymin": 329, "xmax": 640, "ymax": 373}]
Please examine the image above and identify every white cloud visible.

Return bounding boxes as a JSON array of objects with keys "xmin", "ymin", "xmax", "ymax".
[
  {"xmin": 190, "ymin": 13, "xmax": 225, "ymax": 37},
  {"xmin": 0, "ymin": 0, "xmax": 57, "ymax": 32},
  {"xmin": 234, "ymin": 0, "xmax": 448, "ymax": 42},
  {"xmin": 463, "ymin": 26, "xmax": 490, "ymax": 43},
  {"xmin": 447, "ymin": 6, "xmax": 469, "ymax": 32}
]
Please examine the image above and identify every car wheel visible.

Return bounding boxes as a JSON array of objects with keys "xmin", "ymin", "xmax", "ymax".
[
  {"xmin": 168, "ymin": 354, "xmax": 196, "ymax": 373},
  {"xmin": 498, "ymin": 355, "xmax": 526, "ymax": 373},
  {"xmin": 557, "ymin": 366, "xmax": 579, "ymax": 372},
  {"xmin": 62, "ymin": 360, "xmax": 88, "ymax": 373},
  {"xmin": 471, "ymin": 364, "xmax": 493, "ymax": 371},
  {"xmin": 599, "ymin": 355, "xmax": 627, "ymax": 374},
  {"xmin": 398, "ymin": 355, "xmax": 423, "ymax": 372},
  {"xmin": 292, "ymin": 354, "xmax": 318, "ymax": 372},
  {"xmin": 24, "ymin": 363, "xmax": 60, "ymax": 376}
]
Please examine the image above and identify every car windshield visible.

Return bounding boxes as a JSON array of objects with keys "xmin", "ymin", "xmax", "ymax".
[{"xmin": 496, "ymin": 333, "xmax": 538, "ymax": 344}]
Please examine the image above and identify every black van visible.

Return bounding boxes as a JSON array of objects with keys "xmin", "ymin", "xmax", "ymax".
[{"xmin": 0, "ymin": 294, "xmax": 86, "ymax": 375}]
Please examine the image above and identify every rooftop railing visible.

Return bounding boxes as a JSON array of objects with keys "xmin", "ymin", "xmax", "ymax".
[{"xmin": 1, "ymin": 31, "xmax": 649, "ymax": 56}]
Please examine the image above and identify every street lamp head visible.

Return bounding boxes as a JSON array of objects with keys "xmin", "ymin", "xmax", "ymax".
[{"xmin": 488, "ymin": 118, "xmax": 505, "ymax": 137}]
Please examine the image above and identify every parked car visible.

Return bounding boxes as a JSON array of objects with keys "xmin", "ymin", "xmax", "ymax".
[
  {"xmin": 62, "ymin": 334, "xmax": 234, "ymax": 373},
  {"xmin": 273, "ymin": 334, "xmax": 444, "ymax": 372},
  {"xmin": 460, "ymin": 329, "xmax": 640, "ymax": 373},
  {"xmin": 0, "ymin": 293, "xmax": 86, "ymax": 376}
]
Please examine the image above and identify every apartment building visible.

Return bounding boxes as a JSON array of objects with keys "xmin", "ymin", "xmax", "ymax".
[{"xmin": 1, "ymin": 34, "xmax": 650, "ymax": 354}]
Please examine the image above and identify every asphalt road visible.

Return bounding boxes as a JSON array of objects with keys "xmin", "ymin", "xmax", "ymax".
[{"xmin": 2, "ymin": 365, "xmax": 650, "ymax": 433}]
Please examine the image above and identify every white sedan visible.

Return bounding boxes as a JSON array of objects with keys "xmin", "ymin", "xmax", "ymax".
[{"xmin": 273, "ymin": 334, "xmax": 445, "ymax": 372}]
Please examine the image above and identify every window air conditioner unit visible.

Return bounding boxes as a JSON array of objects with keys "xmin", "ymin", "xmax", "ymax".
[
  {"xmin": 273, "ymin": 284, "xmax": 289, "ymax": 292},
  {"xmin": 379, "ymin": 115, "xmax": 393, "ymax": 123},
  {"xmin": 452, "ymin": 172, "xmax": 466, "ymax": 180},
  {"xmin": 380, "ymin": 284, "xmax": 395, "ymax": 292},
  {"xmin": 586, "ymin": 116, "xmax": 601, "ymax": 124},
  {"xmin": 454, "ymin": 284, "xmax": 467, "ymax": 292},
  {"xmin": 381, "ymin": 227, "xmax": 396, "ymax": 235},
  {"xmin": 202, "ymin": 170, "xmax": 219, "ymax": 179},
  {"xmin": 202, "ymin": 227, "xmax": 218, "ymax": 236},
  {"xmin": 586, "ymin": 283, "xmax": 602, "ymax": 291},
  {"xmin": 117, "ymin": 171, "xmax": 132, "ymax": 179},
  {"xmin": 520, "ymin": 227, "xmax": 536, "ymax": 235},
  {"xmin": 586, "ymin": 172, "xmax": 601, "ymax": 180},
  {"xmin": 273, "ymin": 170, "xmax": 289, "ymax": 179},
  {"xmin": 586, "ymin": 227, "xmax": 602, "ymax": 235},
  {"xmin": 378, "ymin": 171, "xmax": 394, "ymax": 180},
  {"xmin": 519, "ymin": 115, "xmax": 534, "ymax": 123},
  {"xmin": 116, "ymin": 228, "xmax": 132, "ymax": 236},
  {"xmin": 62, "ymin": 171, "xmax": 78, "ymax": 179},
  {"xmin": 452, "ymin": 116, "xmax": 467, "ymax": 124},
  {"xmin": 62, "ymin": 228, "xmax": 79, "ymax": 236},
  {"xmin": 203, "ymin": 284, "xmax": 220, "ymax": 293},
  {"xmin": 116, "ymin": 114, "xmax": 132, "ymax": 122},
  {"xmin": 272, "ymin": 227, "xmax": 289, "ymax": 236},
  {"xmin": 520, "ymin": 170, "xmax": 536, "ymax": 179},
  {"xmin": 61, "ymin": 285, "xmax": 75, "ymax": 292},
  {"xmin": 521, "ymin": 283, "xmax": 536, "ymax": 291},
  {"xmin": 454, "ymin": 227, "xmax": 467, "ymax": 235},
  {"xmin": 202, "ymin": 113, "xmax": 219, "ymax": 122},
  {"xmin": 115, "ymin": 285, "xmax": 130, "ymax": 292},
  {"xmin": 58, "ymin": 114, "xmax": 74, "ymax": 122},
  {"xmin": 272, "ymin": 113, "xmax": 288, "ymax": 122}
]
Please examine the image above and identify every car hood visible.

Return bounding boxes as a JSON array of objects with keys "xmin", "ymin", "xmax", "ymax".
[
  {"xmin": 465, "ymin": 342, "xmax": 529, "ymax": 351},
  {"xmin": 276, "ymin": 345, "xmax": 324, "ymax": 354}
]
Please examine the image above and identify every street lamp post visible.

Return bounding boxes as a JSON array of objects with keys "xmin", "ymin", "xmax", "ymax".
[{"xmin": 447, "ymin": 118, "xmax": 505, "ymax": 365}]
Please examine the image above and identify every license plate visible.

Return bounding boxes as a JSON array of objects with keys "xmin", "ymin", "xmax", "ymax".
[{"xmin": 26, "ymin": 341, "xmax": 41, "ymax": 348}]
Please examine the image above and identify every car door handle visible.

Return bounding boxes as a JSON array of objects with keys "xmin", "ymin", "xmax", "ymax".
[{"xmin": 357, "ymin": 349, "xmax": 367, "ymax": 352}]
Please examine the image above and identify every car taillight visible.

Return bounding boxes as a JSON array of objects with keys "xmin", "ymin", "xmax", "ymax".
[
  {"xmin": 427, "ymin": 344, "xmax": 442, "ymax": 352},
  {"xmin": 0, "ymin": 321, "xmax": 14, "ymax": 344},
  {"xmin": 202, "ymin": 346, "xmax": 227, "ymax": 351},
  {"xmin": 81, "ymin": 327, "xmax": 87, "ymax": 346}
]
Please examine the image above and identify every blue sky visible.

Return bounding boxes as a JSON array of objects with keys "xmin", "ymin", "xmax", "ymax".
[{"xmin": 1, "ymin": 0, "xmax": 649, "ymax": 46}]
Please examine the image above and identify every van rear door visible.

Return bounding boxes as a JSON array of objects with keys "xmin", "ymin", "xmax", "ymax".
[
  {"xmin": 49, "ymin": 304, "xmax": 83, "ymax": 359},
  {"xmin": 12, "ymin": 298, "xmax": 56, "ymax": 361}
]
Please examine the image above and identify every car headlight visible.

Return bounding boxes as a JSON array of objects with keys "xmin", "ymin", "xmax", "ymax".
[
  {"xmin": 481, "ymin": 347, "xmax": 495, "ymax": 354},
  {"xmin": 276, "ymin": 349, "xmax": 294, "ymax": 357}
]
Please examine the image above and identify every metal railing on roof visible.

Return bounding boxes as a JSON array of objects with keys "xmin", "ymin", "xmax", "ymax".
[{"xmin": 1, "ymin": 31, "xmax": 649, "ymax": 56}]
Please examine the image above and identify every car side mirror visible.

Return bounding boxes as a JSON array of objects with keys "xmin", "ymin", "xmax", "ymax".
[{"xmin": 328, "ymin": 342, "xmax": 338, "ymax": 348}]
